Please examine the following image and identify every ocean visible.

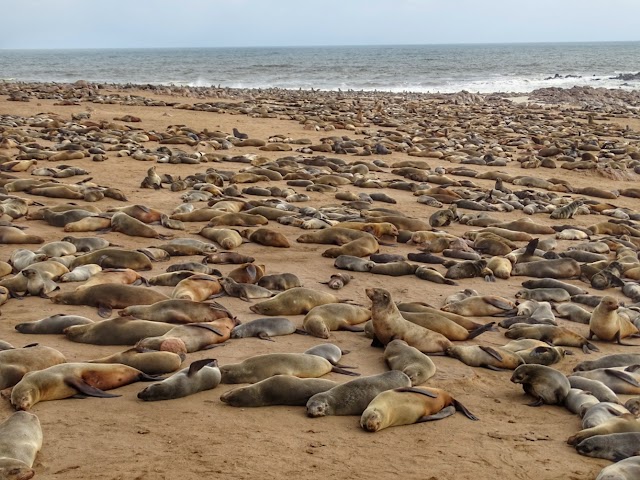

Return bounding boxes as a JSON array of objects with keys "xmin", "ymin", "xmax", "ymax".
[{"xmin": 0, "ymin": 42, "xmax": 638, "ymax": 94}]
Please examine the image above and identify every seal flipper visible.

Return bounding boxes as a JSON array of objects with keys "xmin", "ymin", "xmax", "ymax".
[
  {"xmin": 371, "ymin": 335, "xmax": 385, "ymax": 348},
  {"xmin": 294, "ymin": 329, "xmax": 308, "ymax": 336},
  {"xmin": 188, "ymin": 358, "xmax": 217, "ymax": 376},
  {"xmin": 186, "ymin": 323, "xmax": 224, "ymax": 336},
  {"xmin": 331, "ymin": 366, "xmax": 360, "ymax": 376},
  {"xmin": 257, "ymin": 332, "xmax": 276, "ymax": 342},
  {"xmin": 615, "ymin": 331, "xmax": 640, "ymax": 347},
  {"xmin": 527, "ymin": 397, "xmax": 544, "ymax": 407},
  {"xmin": 604, "ymin": 369, "xmax": 640, "ymax": 387},
  {"xmin": 467, "ymin": 322, "xmax": 496, "ymax": 340},
  {"xmin": 478, "ymin": 345, "xmax": 503, "ymax": 362},
  {"xmin": 65, "ymin": 377, "xmax": 121, "ymax": 398},
  {"xmin": 453, "ymin": 399, "xmax": 479, "ymax": 420},
  {"xmin": 97, "ymin": 304, "xmax": 113, "ymax": 318},
  {"xmin": 338, "ymin": 325, "xmax": 365, "ymax": 333},
  {"xmin": 416, "ymin": 406, "xmax": 456, "ymax": 422},
  {"xmin": 394, "ymin": 387, "xmax": 438, "ymax": 398},
  {"xmin": 484, "ymin": 297, "xmax": 514, "ymax": 311}
]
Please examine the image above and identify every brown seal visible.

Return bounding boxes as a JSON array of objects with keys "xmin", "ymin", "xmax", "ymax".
[
  {"xmin": 0, "ymin": 226, "xmax": 43, "ymax": 244},
  {"xmin": 199, "ymin": 228, "xmax": 243, "ymax": 249},
  {"xmin": 322, "ymin": 234, "xmax": 379, "ymax": 258},
  {"xmin": 70, "ymin": 248, "xmax": 152, "ymax": 271},
  {"xmin": 120, "ymin": 299, "xmax": 232, "ymax": 324},
  {"xmin": 11, "ymin": 363, "xmax": 159, "ymax": 410},
  {"xmin": 203, "ymin": 252, "xmax": 255, "ymax": 264},
  {"xmin": 303, "ymin": 304, "xmax": 370, "ymax": 338},
  {"xmin": 360, "ymin": 386, "xmax": 478, "ymax": 432},
  {"xmin": 367, "ymin": 287, "xmax": 452, "ymax": 354},
  {"xmin": 51, "ymin": 284, "xmax": 168, "ymax": 317},
  {"xmin": 220, "ymin": 375, "xmax": 337, "ymax": 407},
  {"xmin": 568, "ymin": 414, "xmax": 640, "ymax": 446},
  {"xmin": 510, "ymin": 364, "xmax": 571, "ymax": 406},
  {"xmin": 589, "ymin": 296, "xmax": 639, "ymax": 344},
  {"xmin": 384, "ymin": 339, "xmax": 436, "ymax": 386},
  {"xmin": 218, "ymin": 277, "xmax": 274, "ymax": 301},
  {"xmin": 63, "ymin": 216, "xmax": 112, "ymax": 232},
  {"xmin": 241, "ymin": 228, "xmax": 290, "ymax": 248},
  {"xmin": 15, "ymin": 314, "xmax": 93, "ymax": 334},
  {"xmin": 171, "ymin": 274, "xmax": 222, "ymax": 301},
  {"xmin": 250, "ymin": 287, "xmax": 341, "ymax": 316},
  {"xmin": 219, "ymin": 353, "xmax": 358, "ymax": 384},
  {"xmin": 0, "ymin": 345, "xmax": 67, "ymax": 389},
  {"xmin": 320, "ymin": 272, "xmax": 352, "ymax": 290},
  {"xmin": 230, "ymin": 317, "xmax": 300, "ymax": 340},
  {"xmin": 227, "ymin": 263, "xmax": 265, "ymax": 284},
  {"xmin": 64, "ymin": 317, "xmax": 175, "ymax": 345},
  {"xmin": 137, "ymin": 359, "xmax": 221, "ymax": 401},
  {"xmin": 505, "ymin": 324, "xmax": 599, "ymax": 353},
  {"xmin": 446, "ymin": 345, "xmax": 524, "ymax": 370},
  {"xmin": 135, "ymin": 317, "xmax": 237, "ymax": 354},
  {"xmin": 88, "ymin": 347, "xmax": 184, "ymax": 375},
  {"xmin": 400, "ymin": 311, "xmax": 494, "ymax": 341},
  {"xmin": 77, "ymin": 268, "xmax": 146, "ymax": 290},
  {"xmin": 296, "ymin": 227, "xmax": 369, "ymax": 245},
  {"xmin": 0, "ymin": 411, "xmax": 43, "ymax": 480}
]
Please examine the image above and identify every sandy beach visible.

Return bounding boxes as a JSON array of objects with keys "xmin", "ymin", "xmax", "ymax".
[{"xmin": 1, "ymin": 82, "xmax": 640, "ymax": 480}]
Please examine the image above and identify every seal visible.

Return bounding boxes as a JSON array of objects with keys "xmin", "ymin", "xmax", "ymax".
[
  {"xmin": 51, "ymin": 284, "xmax": 169, "ymax": 318},
  {"xmin": 306, "ymin": 371, "xmax": 411, "ymax": 417},
  {"xmin": 70, "ymin": 248, "xmax": 152, "ymax": 271},
  {"xmin": 510, "ymin": 364, "xmax": 570, "ymax": 406},
  {"xmin": 136, "ymin": 318, "xmax": 236, "ymax": 354},
  {"xmin": 441, "ymin": 295, "xmax": 515, "ymax": 316},
  {"xmin": 220, "ymin": 375, "xmax": 337, "ymax": 407},
  {"xmin": 513, "ymin": 346, "xmax": 568, "ymax": 366},
  {"xmin": 171, "ymin": 274, "xmax": 222, "ymax": 301},
  {"xmin": 576, "ymin": 432, "xmax": 640, "ymax": 461},
  {"xmin": 568, "ymin": 376, "xmax": 619, "ymax": 403},
  {"xmin": 505, "ymin": 324, "xmax": 598, "ymax": 353},
  {"xmin": 111, "ymin": 212, "xmax": 171, "ymax": 239},
  {"xmin": 0, "ymin": 411, "xmax": 42, "ymax": 480},
  {"xmin": 230, "ymin": 317, "xmax": 301, "ymax": 341},
  {"xmin": 595, "ymin": 455, "xmax": 640, "ymax": 479},
  {"xmin": 89, "ymin": 347, "xmax": 184, "ymax": 375},
  {"xmin": 257, "ymin": 273, "xmax": 302, "ymax": 291},
  {"xmin": 250, "ymin": 287, "xmax": 341, "ymax": 316},
  {"xmin": 0, "ymin": 226, "xmax": 44, "ymax": 244},
  {"xmin": 334, "ymin": 255, "xmax": 375, "ymax": 272},
  {"xmin": 219, "ymin": 353, "xmax": 359, "ymax": 384},
  {"xmin": 303, "ymin": 343, "xmax": 350, "ymax": 366},
  {"xmin": 60, "ymin": 264, "xmax": 102, "ymax": 282},
  {"xmin": 199, "ymin": 228, "xmax": 243, "ymax": 249},
  {"xmin": 60, "ymin": 235, "xmax": 111, "ymax": 252},
  {"xmin": 564, "ymin": 388, "xmax": 599, "ymax": 415},
  {"xmin": 242, "ymin": 228, "xmax": 290, "ymax": 248},
  {"xmin": 297, "ymin": 227, "xmax": 369, "ymax": 245},
  {"xmin": 15, "ymin": 314, "xmax": 93, "ymax": 334},
  {"xmin": 568, "ymin": 414, "xmax": 640, "ymax": 445},
  {"xmin": 0, "ymin": 344, "xmax": 67, "ymax": 389},
  {"xmin": 219, "ymin": 277, "xmax": 274, "ymax": 302},
  {"xmin": 320, "ymin": 272, "xmax": 352, "ymax": 289},
  {"xmin": 65, "ymin": 317, "xmax": 175, "ymax": 345},
  {"xmin": 570, "ymin": 367, "xmax": 640, "ymax": 394},
  {"xmin": 400, "ymin": 311, "xmax": 495, "ymax": 341},
  {"xmin": 227, "ymin": 263, "xmax": 265, "ymax": 284},
  {"xmin": 384, "ymin": 339, "xmax": 436, "ymax": 386},
  {"xmin": 511, "ymin": 258, "xmax": 581, "ymax": 279},
  {"xmin": 367, "ymin": 287, "xmax": 452, "ymax": 354},
  {"xmin": 515, "ymin": 288, "xmax": 571, "ymax": 302},
  {"xmin": 446, "ymin": 345, "xmax": 524, "ymax": 370},
  {"xmin": 11, "ymin": 362, "xmax": 160, "ymax": 410},
  {"xmin": 582, "ymin": 402, "xmax": 630, "ymax": 428},
  {"xmin": 360, "ymin": 386, "xmax": 478, "ymax": 432},
  {"xmin": 157, "ymin": 238, "xmax": 217, "ymax": 256},
  {"xmin": 119, "ymin": 299, "xmax": 232, "ymax": 324},
  {"xmin": 148, "ymin": 271, "xmax": 196, "ymax": 286},
  {"xmin": 203, "ymin": 252, "xmax": 255, "ymax": 264},
  {"xmin": 589, "ymin": 296, "xmax": 639, "ymax": 344},
  {"xmin": 322, "ymin": 234, "xmax": 379, "ymax": 258},
  {"xmin": 303, "ymin": 304, "xmax": 370, "ymax": 338},
  {"xmin": 137, "ymin": 359, "xmax": 221, "ymax": 401}
]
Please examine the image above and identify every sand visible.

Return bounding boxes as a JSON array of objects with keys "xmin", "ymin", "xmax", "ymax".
[{"xmin": 0, "ymin": 85, "xmax": 639, "ymax": 480}]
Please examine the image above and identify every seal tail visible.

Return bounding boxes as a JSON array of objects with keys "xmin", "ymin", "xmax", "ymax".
[
  {"xmin": 453, "ymin": 399, "xmax": 479, "ymax": 420},
  {"xmin": 524, "ymin": 238, "xmax": 539, "ymax": 257},
  {"xmin": 466, "ymin": 322, "xmax": 495, "ymax": 340}
]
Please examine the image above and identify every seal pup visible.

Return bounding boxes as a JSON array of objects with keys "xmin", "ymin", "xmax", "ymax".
[
  {"xmin": 137, "ymin": 359, "xmax": 221, "ymax": 401},
  {"xmin": 302, "ymin": 304, "xmax": 370, "ymax": 338},
  {"xmin": 367, "ymin": 287, "xmax": 452, "ymax": 354},
  {"xmin": 384, "ymin": 340, "xmax": 436, "ymax": 385},
  {"xmin": 15, "ymin": 314, "xmax": 93, "ymax": 334},
  {"xmin": 576, "ymin": 433, "xmax": 640, "ymax": 461},
  {"xmin": 441, "ymin": 295, "xmax": 515, "ymax": 316},
  {"xmin": 582, "ymin": 403, "xmax": 630, "ymax": 428},
  {"xmin": 589, "ymin": 296, "xmax": 639, "ymax": 345},
  {"xmin": 0, "ymin": 411, "xmax": 43, "ymax": 480},
  {"xmin": 510, "ymin": 364, "xmax": 570, "ymax": 406},
  {"xmin": 219, "ymin": 353, "xmax": 358, "ymax": 384},
  {"xmin": 360, "ymin": 386, "xmax": 478, "ymax": 432},
  {"xmin": 505, "ymin": 324, "xmax": 598, "ymax": 353},
  {"xmin": 570, "ymin": 367, "xmax": 640, "ymax": 395},
  {"xmin": 306, "ymin": 371, "xmax": 412, "ymax": 417},
  {"xmin": 303, "ymin": 344, "xmax": 350, "ymax": 367},
  {"xmin": 220, "ymin": 375, "xmax": 337, "ymax": 407},
  {"xmin": 230, "ymin": 317, "xmax": 301, "ymax": 341},
  {"xmin": 564, "ymin": 389, "xmax": 600, "ymax": 415},
  {"xmin": 320, "ymin": 272, "xmax": 352, "ymax": 290},
  {"xmin": 11, "ymin": 363, "xmax": 159, "ymax": 410},
  {"xmin": 64, "ymin": 317, "xmax": 175, "ymax": 345}
]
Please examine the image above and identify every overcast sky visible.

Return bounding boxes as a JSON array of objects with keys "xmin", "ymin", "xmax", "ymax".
[{"xmin": 1, "ymin": 0, "xmax": 639, "ymax": 49}]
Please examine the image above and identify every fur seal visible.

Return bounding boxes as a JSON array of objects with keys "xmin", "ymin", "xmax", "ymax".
[
  {"xmin": 64, "ymin": 317, "xmax": 175, "ymax": 345},
  {"xmin": 360, "ymin": 386, "xmax": 478, "ymax": 432},
  {"xmin": 157, "ymin": 239, "xmax": 217, "ymax": 256},
  {"xmin": 400, "ymin": 311, "xmax": 494, "ymax": 341},
  {"xmin": 15, "ymin": 314, "xmax": 93, "ymax": 334},
  {"xmin": 576, "ymin": 432, "xmax": 640, "ymax": 461},
  {"xmin": 60, "ymin": 264, "xmax": 102, "ymax": 282},
  {"xmin": 137, "ymin": 359, "xmax": 221, "ymax": 401},
  {"xmin": 441, "ymin": 296, "xmax": 514, "ymax": 316},
  {"xmin": 250, "ymin": 288, "xmax": 340, "ymax": 316},
  {"xmin": 447, "ymin": 345, "xmax": 524, "ymax": 370},
  {"xmin": 564, "ymin": 388, "xmax": 600, "ymax": 415},
  {"xmin": 219, "ymin": 277, "xmax": 274, "ymax": 302},
  {"xmin": 257, "ymin": 273, "xmax": 301, "ymax": 291},
  {"xmin": 88, "ymin": 347, "xmax": 184, "ymax": 375},
  {"xmin": 574, "ymin": 354, "xmax": 640, "ymax": 372},
  {"xmin": 511, "ymin": 258, "xmax": 581, "ymax": 279},
  {"xmin": 136, "ymin": 318, "xmax": 236, "ymax": 354},
  {"xmin": 70, "ymin": 248, "xmax": 152, "ymax": 271},
  {"xmin": 303, "ymin": 304, "xmax": 370, "ymax": 338},
  {"xmin": 171, "ymin": 274, "xmax": 222, "ymax": 301},
  {"xmin": 589, "ymin": 296, "xmax": 639, "ymax": 344},
  {"xmin": 230, "ymin": 317, "xmax": 300, "ymax": 340},
  {"xmin": 595, "ymin": 455, "xmax": 640, "ymax": 479},
  {"xmin": 303, "ymin": 343, "xmax": 349, "ymax": 366},
  {"xmin": 0, "ymin": 345, "xmax": 67, "ymax": 389},
  {"xmin": 570, "ymin": 368, "xmax": 640, "ymax": 394},
  {"xmin": 203, "ymin": 252, "xmax": 255, "ymax": 264},
  {"xmin": 334, "ymin": 255, "xmax": 375, "ymax": 272},
  {"xmin": 521, "ymin": 278, "xmax": 587, "ymax": 296},
  {"xmin": 242, "ymin": 228, "xmax": 290, "ymax": 248},
  {"xmin": 320, "ymin": 272, "xmax": 352, "ymax": 290},
  {"xmin": 227, "ymin": 263, "xmax": 265, "ymax": 284},
  {"xmin": 384, "ymin": 340, "xmax": 436, "ymax": 385},
  {"xmin": 11, "ymin": 362, "xmax": 158, "ymax": 410},
  {"xmin": 219, "ymin": 353, "xmax": 358, "ymax": 384},
  {"xmin": 568, "ymin": 414, "xmax": 640, "ymax": 446},
  {"xmin": 220, "ymin": 375, "xmax": 337, "ymax": 407},
  {"xmin": 306, "ymin": 371, "xmax": 411, "ymax": 417},
  {"xmin": 367, "ymin": 287, "xmax": 452, "ymax": 353},
  {"xmin": 0, "ymin": 411, "xmax": 42, "ymax": 480},
  {"xmin": 322, "ymin": 234, "xmax": 379, "ymax": 258},
  {"xmin": 515, "ymin": 288, "xmax": 571, "ymax": 302},
  {"xmin": 119, "ymin": 299, "xmax": 232, "ymax": 324},
  {"xmin": 505, "ymin": 324, "xmax": 598, "ymax": 353},
  {"xmin": 569, "ymin": 376, "xmax": 619, "ymax": 403},
  {"xmin": 51, "ymin": 284, "xmax": 168, "ymax": 318},
  {"xmin": 199, "ymin": 227, "xmax": 244, "ymax": 248},
  {"xmin": 0, "ymin": 226, "xmax": 44, "ymax": 244},
  {"xmin": 510, "ymin": 364, "xmax": 570, "ymax": 406}
]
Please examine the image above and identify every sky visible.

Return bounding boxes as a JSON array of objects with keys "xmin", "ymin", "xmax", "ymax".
[{"xmin": 1, "ymin": 0, "xmax": 639, "ymax": 49}]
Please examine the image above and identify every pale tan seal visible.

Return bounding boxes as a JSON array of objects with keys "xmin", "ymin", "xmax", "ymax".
[
  {"xmin": 384, "ymin": 339, "xmax": 436, "ymax": 386},
  {"xmin": 120, "ymin": 299, "xmax": 232, "ymax": 324},
  {"xmin": 137, "ymin": 359, "xmax": 221, "ymax": 401},
  {"xmin": 441, "ymin": 295, "xmax": 515, "ymax": 316},
  {"xmin": 400, "ymin": 311, "xmax": 494, "ymax": 341},
  {"xmin": 367, "ymin": 287, "xmax": 452, "ymax": 353},
  {"xmin": 595, "ymin": 456, "xmax": 640, "ymax": 480},
  {"xmin": 360, "ymin": 386, "xmax": 478, "ymax": 432},
  {"xmin": 250, "ymin": 287, "xmax": 341, "ymax": 316},
  {"xmin": 171, "ymin": 274, "xmax": 222, "ymax": 301},
  {"xmin": 505, "ymin": 323, "xmax": 598, "ymax": 353},
  {"xmin": 220, "ymin": 375, "xmax": 337, "ymax": 407},
  {"xmin": 0, "ymin": 411, "xmax": 42, "ymax": 480},
  {"xmin": 302, "ymin": 304, "xmax": 370, "ymax": 338},
  {"xmin": 135, "ymin": 318, "xmax": 236, "ymax": 354},
  {"xmin": 306, "ymin": 371, "xmax": 411, "ymax": 417},
  {"xmin": 70, "ymin": 248, "xmax": 152, "ymax": 271},
  {"xmin": 0, "ymin": 345, "xmax": 67, "ymax": 389},
  {"xmin": 88, "ymin": 347, "xmax": 184, "ymax": 375},
  {"xmin": 446, "ymin": 345, "xmax": 524, "ymax": 370},
  {"xmin": 0, "ymin": 226, "xmax": 44, "ymax": 244},
  {"xmin": 568, "ymin": 414, "xmax": 640, "ymax": 446},
  {"xmin": 11, "ymin": 363, "xmax": 158, "ymax": 410},
  {"xmin": 219, "ymin": 353, "xmax": 358, "ymax": 384},
  {"xmin": 589, "ymin": 296, "xmax": 639, "ymax": 344},
  {"xmin": 510, "ymin": 364, "xmax": 570, "ymax": 406},
  {"xmin": 227, "ymin": 263, "xmax": 265, "ymax": 284},
  {"xmin": 241, "ymin": 228, "xmax": 290, "ymax": 248},
  {"xmin": 322, "ymin": 234, "xmax": 379, "ymax": 258}
]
